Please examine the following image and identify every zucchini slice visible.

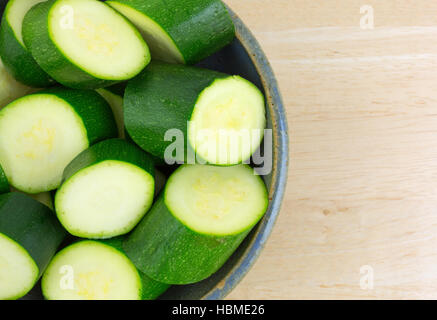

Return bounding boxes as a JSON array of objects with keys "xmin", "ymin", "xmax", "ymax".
[
  {"xmin": 96, "ymin": 88, "xmax": 124, "ymax": 138},
  {"xmin": 22, "ymin": 0, "xmax": 150, "ymax": 89},
  {"xmin": 55, "ymin": 139, "xmax": 155, "ymax": 239},
  {"xmin": 107, "ymin": 0, "xmax": 235, "ymax": 64},
  {"xmin": 0, "ymin": 192, "xmax": 66, "ymax": 300},
  {"xmin": 0, "ymin": 0, "xmax": 54, "ymax": 87},
  {"xmin": 0, "ymin": 88, "xmax": 117, "ymax": 193},
  {"xmin": 123, "ymin": 164, "xmax": 269, "ymax": 284},
  {"xmin": 42, "ymin": 240, "xmax": 169, "ymax": 300},
  {"xmin": 124, "ymin": 62, "xmax": 266, "ymax": 165},
  {"xmin": 0, "ymin": 58, "xmax": 36, "ymax": 107}
]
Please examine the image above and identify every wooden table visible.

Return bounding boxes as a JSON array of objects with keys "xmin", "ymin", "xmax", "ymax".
[{"xmin": 224, "ymin": 0, "xmax": 437, "ymax": 300}]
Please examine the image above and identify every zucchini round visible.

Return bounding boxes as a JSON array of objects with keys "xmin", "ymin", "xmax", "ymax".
[
  {"xmin": 42, "ymin": 240, "xmax": 169, "ymax": 300},
  {"xmin": 55, "ymin": 139, "xmax": 155, "ymax": 239},
  {"xmin": 0, "ymin": 0, "xmax": 54, "ymax": 87},
  {"xmin": 123, "ymin": 164, "xmax": 269, "ymax": 284},
  {"xmin": 0, "ymin": 192, "xmax": 66, "ymax": 300},
  {"xmin": 22, "ymin": 0, "xmax": 150, "ymax": 89},
  {"xmin": 124, "ymin": 62, "xmax": 266, "ymax": 165},
  {"xmin": 107, "ymin": 0, "xmax": 235, "ymax": 64},
  {"xmin": 0, "ymin": 88, "xmax": 117, "ymax": 193}
]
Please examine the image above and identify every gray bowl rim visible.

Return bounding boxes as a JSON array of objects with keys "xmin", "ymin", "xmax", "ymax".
[{"xmin": 201, "ymin": 8, "xmax": 289, "ymax": 300}]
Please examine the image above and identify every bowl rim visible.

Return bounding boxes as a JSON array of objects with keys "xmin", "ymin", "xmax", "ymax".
[{"xmin": 202, "ymin": 8, "xmax": 289, "ymax": 299}]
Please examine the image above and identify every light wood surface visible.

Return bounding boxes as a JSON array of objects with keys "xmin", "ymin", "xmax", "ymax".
[{"xmin": 224, "ymin": 0, "xmax": 437, "ymax": 300}]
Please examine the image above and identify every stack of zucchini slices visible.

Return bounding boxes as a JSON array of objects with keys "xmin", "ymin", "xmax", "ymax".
[{"xmin": 0, "ymin": 0, "xmax": 269, "ymax": 300}]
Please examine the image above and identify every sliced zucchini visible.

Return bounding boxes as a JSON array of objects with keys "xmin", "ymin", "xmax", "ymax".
[
  {"xmin": 55, "ymin": 139, "xmax": 155, "ymax": 239},
  {"xmin": 96, "ymin": 88, "xmax": 124, "ymax": 138},
  {"xmin": 123, "ymin": 164, "xmax": 269, "ymax": 284},
  {"xmin": 124, "ymin": 62, "xmax": 266, "ymax": 165},
  {"xmin": 0, "ymin": 0, "xmax": 54, "ymax": 87},
  {"xmin": 22, "ymin": 0, "xmax": 150, "ymax": 89},
  {"xmin": 107, "ymin": 0, "xmax": 235, "ymax": 64},
  {"xmin": 0, "ymin": 58, "xmax": 36, "ymax": 107},
  {"xmin": 0, "ymin": 88, "xmax": 117, "ymax": 193},
  {"xmin": 42, "ymin": 240, "xmax": 169, "ymax": 300},
  {"xmin": 0, "ymin": 192, "xmax": 66, "ymax": 300}
]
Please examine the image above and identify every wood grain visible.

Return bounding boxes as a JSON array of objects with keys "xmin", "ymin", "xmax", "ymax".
[{"xmin": 223, "ymin": 0, "xmax": 437, "ymax": 299}]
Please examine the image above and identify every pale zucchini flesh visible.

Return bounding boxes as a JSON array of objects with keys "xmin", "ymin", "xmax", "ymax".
[
  {"xmin": 42, "ymin": 241, "xmax": 143, "ymax": 300},
  {"xmin": 56, "ymin": 160, "xmax": 155, "ymax": 239},
  {"xmin": 165, "ymin": 164, "xmax": 268, "ymax": 236},
  {"xmin": 0, "ymin": 233, "xmax": 39, "ymax": 300},
  {"xmin": 7, "ymin": 0, "xmax": 46, "ymax": 47},
  {"xmin": 49, "ymin": 0, "xmax": 150, "ymax": 80},
  {"xmin": 188, "ymin": 76, "xmax": 266, "ymax": 165},
  {"xmin": 0, "ymin": 94, "xmax": 89, "ymax": 193}
]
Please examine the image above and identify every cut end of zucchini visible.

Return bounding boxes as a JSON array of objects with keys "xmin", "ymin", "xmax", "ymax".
[
  {"xmin": 49, "ymin": 0, "xmax": 150, "ymax": 80},
  {"xmin": 188, "ymin": 76, "xmax": 266, "ymax": 165},
  {"xmin": 165, "ymin": 164, "xmax": 268, "ymax": 236},
  {"xmin": 0, "ymin": 233, "xmax": 38, "ymax": 300},
  {"xmin": 0, "ymin": 94, "xmax": 89, "ymax": 193},
  {"xmin": 6, "ymin": 0, "xmax": 46, "ymax": 47},
  {"xmin": 107, "ymin": 1, "xmax": 184, "ymax": 64},
  {"xmin": 56, "ymin": 160, "xmax": 155, "ymax": 239},
  {"xmin": 42, "ymin": 241, "xmax": 142, "ymax": 300},
  {"xmin": 96, "ymin": 88, "xmax": 124, "ymax": 138}
]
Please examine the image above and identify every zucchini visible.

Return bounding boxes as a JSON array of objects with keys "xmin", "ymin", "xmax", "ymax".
[
  {"xmin": 55, "ymin": 139, "xmax": 155, "ymax": 239},
  {"xmin": 0, "ymin": 192, "xmax": 66, "ymax": 300},
  {"xmin": 0, "ymin": 0, "xmax": 54, "ymax": 87},
  {"xmin": 0, "ymin": 88, "xmax": 117, "ymax": 193},
  {"xmin": 107, "ymin": 0, "xmax": 235, "ymax": 64},
  {"xmin": 42, "ymin": 239, "xmax": 169, "ymax": 300},
  {"xmin": 123, "ymin": 164, "xmax": 269, "ymax": 284},
  {"xmin": 11, "ymin": 187, "xmax": 54, "ymax": 210},
  {"xmin": 124, "ymin": 62, "xmax": 266, "ymax": 165},
  {"xmin": 0, "ymin": 163, "xmax": 9, "ymax": 194},
  {"xmin": 0, "ymin": 58, "xmax": 36, "ymax": 107},
  {"xmin": 96, "ymin": 88, "xmax": 124, "ymax": 138},
  {"xmin": 22, "ymin": 0, "xmax": 150, "ymax": 89}
]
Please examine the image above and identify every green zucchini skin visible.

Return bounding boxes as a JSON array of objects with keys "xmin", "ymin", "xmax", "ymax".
[
  {"xmin": 0, "ymin": 164, "xmax": 9, "ymax": 194},
  {"xmin": 107, "ymin": 0, "xmax": 234, "ymax": 64},
  {"xmin": 124, "ymin": 62, "xmax": 227, "ymax": 162},
  {"xmin": 123, "ymin": 194, "xmax": 250, "ymax": 285},
  {"xmin": 61, "ymin": 138, "xmax": 155, "ymax": 183},
  {"xmin": 22, "ymin": 1, "xmax": 119, "ymax": 89},
  {"xmin": 0, "ymin": 1, "xmax": 54, "ymax": 87},
  {"xmin": 100, "ymin": 237, "xmax": 170, "ymax": 300},
  {"xmin": 41, "ymin": 87, "xmax": 118, "ymax": 145},
  {"xmin": 0, "ymin": 192, "xmax": 66, "ymax": 277}
]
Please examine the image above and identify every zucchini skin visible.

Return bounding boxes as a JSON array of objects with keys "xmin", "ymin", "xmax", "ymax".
[
  {"xmin": 0, "ymin": 192, "xmax": 66, "ymax": 277},
  {"xmin": 0, "ymin": 1, "xmax": 54, "ymax": 87},
  {"xmin": 100, "ymin": 237, "xmax": 170, "ymax": 300},
  {"xmin": 123, "ymin": 194, "xmax": 250, "ymax": 285},
  {"xmin": 61, "ymin": 138, "xmax": 155, "ymax": 182},
  {"xmin": 124, "ymin": 62, "xmax": 227, "ymax": 162},
  {"xmin": 0, "ymin": 164, "xmax": 9, "ymax": 194},
  {"xmin": 39, "ymin": 87, "xmax": 118, "ymax": 145},
  {"xmin": 108, "ymin": 0, "xmax": 235, "ymax": 64},
  {"xmin": 22, "ymin": 0, "xmax": 119, "ymax": 89}
]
